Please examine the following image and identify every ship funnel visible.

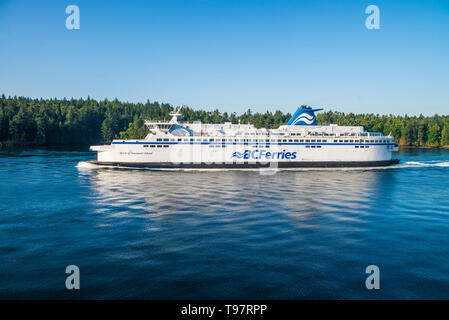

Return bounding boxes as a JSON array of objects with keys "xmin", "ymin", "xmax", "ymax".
[{"xmin": 286, "ymin": 105, "xmax": 323, "ymax": 126}]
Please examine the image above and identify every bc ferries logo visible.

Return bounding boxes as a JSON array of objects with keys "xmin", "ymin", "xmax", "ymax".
[
  {"xmin": 291, "ymin": 112, "xmax": 315, "ymax": 125},
  {"xmin": 233, "ymin": 150, "xmax": 297, "ymax": 160},
  {"xmin": 286, "ymin": 106, "xmax": 323, "ymax": 126}
]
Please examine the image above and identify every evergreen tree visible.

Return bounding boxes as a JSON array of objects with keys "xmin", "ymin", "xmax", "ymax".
[
  {"xmin": 440, "ymin": 124, "xmax": 449, "ymax": 146},
  {"xmin": 427, "ymin": 123, "xmax": 441, "ymax": 146}
]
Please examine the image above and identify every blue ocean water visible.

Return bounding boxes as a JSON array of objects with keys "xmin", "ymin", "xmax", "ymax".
[{"xmin": 0, "ymin": 148, "xmax": 449, "ymax": 299}]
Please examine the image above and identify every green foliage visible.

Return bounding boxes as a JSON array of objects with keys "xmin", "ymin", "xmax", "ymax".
[
  {"xmin": 441, "ymin": 124, "xmax": 449, "ymax": 146},
  {"xmin": 315, "ymin": 111, "xmax": 448, "ymax": 147},
  {"xmin": 427, "ymin": 123, "xmax": 441, "ymax": 146},
  {"xmin": 0, "ymin": 95, "xmax": 448, "ymax": 147},
  {"xmin": 119, "ymin": 118, "xmax": 147, "ymax": 139}
]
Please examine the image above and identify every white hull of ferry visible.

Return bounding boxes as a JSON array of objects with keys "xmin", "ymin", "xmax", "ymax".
[{"xmin": 89, "ymin": 141, "xmax": 399, "ymax": 168}]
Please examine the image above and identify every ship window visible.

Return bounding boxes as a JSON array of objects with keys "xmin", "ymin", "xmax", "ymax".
[
  {"xmin": 317, "ymin": 146, "xmax": 322, "ymax": 148},
  {"xmin": 282, "ymin": 139, "xmax": 287, "ymax": 142},
  {"xmin": 190, "ymin": 139, "xmax": 194, "ymax": 142},
  {"xmin": 177, "ymin": 138, "xmax": 182, "ymax": 141},
  {"xmin": 354, "ymin": 140, "xmax": 359, "ymax": 143},
  {"xmin": 157, "ymin": 145, "xmax": 162, "ymax": 148},
  {"xmin": 334, "ymin": 140, "xmax": 338, "ymax": 143},
  {"xmin": 350, "ymin": 140, "xmax": 354, "ymax": 143},
  {"xmin": 170, "ymin": 139, "xmax": 175, "ymax": 141},
  {"xmin": 322, "ymin": 140, "xmax": 326, "ymax": 143},
  {"xmin": 366, "ymin": 146, "xmax": 370, "ymax": 148},
  {"xmin": 183, "ymin": 139, "xmax": 188, "ymax": 141},
  {"xmin": 311, "ymin": 140, "xmax": 316, "ymax": 142},
  {"xmin": 300, "ymin": 139, "xmax": 304, "ymax": 142},
  {"xmin": 163, "ymin": 145, "xmax": 169, "ymax": 148},
  {"xmin": 288, "ymin": 139, "xmax": 293, "ymax": 142},
  {"xmin": 316, "ymin": 139, "xmax": 321, "ymax": 142},
  {"xmin": 222, "ymin": 139, "xmax": 226, "ymax": 141},
  {"xmin": 306, "ymin": 146, "xmax": 310, "ymax": 148},
  {"xmin": 157, "ymin": 138, "xmax": 162, "ymax": 141},
  {"xmin": 360, "ymin": 146, "xmax": 364, "ymax": 148},
  {"xmin": 196, "ymin": 139, "xmax": 201, "ymax": 141},
  {"xmin": 355, "ymin": 146, "xmax": 359, "ymax": 148},
  {"xmin": 291, "ymin": 133, "xmax": 296, "ymax": 136},
  {"xmin": 294, "ymin": 139, "xmax": 298, "ymax": 142},
  {"xmin": 210, "ymin": 138, "xmax": 214, "ymax": 141},
  {"xmin": 150, "ymin": 145, "xmax": 155, "ymax": 148},
  {"xmin": 311, "ymin": 145, "xmax": 316, "ymax": 148},
  {"xmin": 164, "ymin": 138, "xmax": 169, "ymax": 141},
  {"xmin": 143, "ymin": 145, "xmax": 149, "ymax": 148},
  {"xmin": 277, "ymin": 139, "xmax": 282, "ymax": 142},
  {"xmin": 344, "ymin": 140, "xmax": 349, "ymax": 142}
]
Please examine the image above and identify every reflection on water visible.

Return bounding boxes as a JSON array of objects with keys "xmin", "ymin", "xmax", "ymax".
[
  {"xmin": 81, "ymin": 167, "xmax": 392, "ymax": 228},
  {"xmin": 1, "ymin": 148, "xmax": 449, "ymax": 299}
]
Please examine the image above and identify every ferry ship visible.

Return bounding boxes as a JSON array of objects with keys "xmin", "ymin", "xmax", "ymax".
[{"xmin": 89, "ymin": 106, "xmax": 399, "ymax": 169}]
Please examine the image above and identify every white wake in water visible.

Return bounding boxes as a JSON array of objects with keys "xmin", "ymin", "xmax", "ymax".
[
  {"xmin": 76, "ymin": 161, "xmax": 119, "ymax": 170},
  {"xmin": 76, "ymin": 160, "xmax": 449, "ymax": 172},
  {"xmin": 398, "ymin": 161, "xmax": 449, "ymax": 168}
]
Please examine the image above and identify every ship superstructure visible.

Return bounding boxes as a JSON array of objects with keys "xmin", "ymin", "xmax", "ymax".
[{"xmin": 89, "ymin": 105, "xmax": 399, "ymax": 169}]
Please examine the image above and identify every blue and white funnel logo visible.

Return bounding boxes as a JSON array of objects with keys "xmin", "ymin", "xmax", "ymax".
[{"xmin": 286, "ymin": 106, "xmax": 323, "ymax": 126}]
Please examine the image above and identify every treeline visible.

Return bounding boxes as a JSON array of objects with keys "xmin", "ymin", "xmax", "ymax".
[{"xmin": 1, "ymin": 95, "xmax": 448, "ymax": 147}]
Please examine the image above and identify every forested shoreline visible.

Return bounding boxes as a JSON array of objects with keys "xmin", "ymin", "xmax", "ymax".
[{"xmin": 1, "ymin": 95, "xmax": 448, "ymax": 148}]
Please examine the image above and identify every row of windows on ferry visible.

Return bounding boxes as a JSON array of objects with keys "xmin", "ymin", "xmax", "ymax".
[{"xmin": 154, "ymin": 138, "xmax": 391, "ymax": 143}]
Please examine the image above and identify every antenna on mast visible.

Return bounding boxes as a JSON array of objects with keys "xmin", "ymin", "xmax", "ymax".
[{"xmin": 169, "ymin": 105, "xmax": 186, "ymax": 123}]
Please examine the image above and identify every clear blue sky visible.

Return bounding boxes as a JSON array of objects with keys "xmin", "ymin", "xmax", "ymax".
[{"xmin": 0, "ymin": 0, "xmax": 448, "ymax": 115}]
